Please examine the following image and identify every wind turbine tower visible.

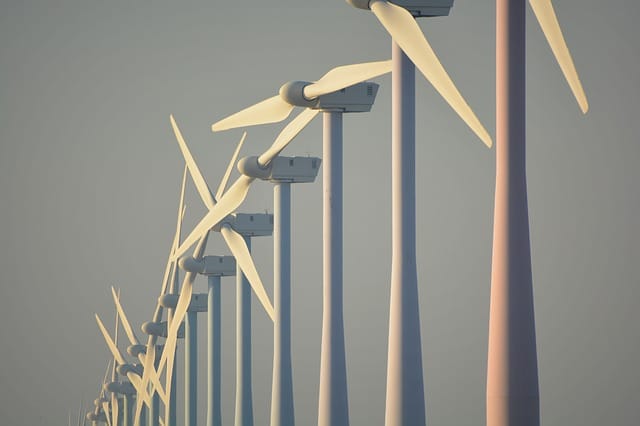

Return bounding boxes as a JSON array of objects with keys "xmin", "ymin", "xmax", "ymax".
[
  {"xmin": 213, "ymin": 77, "xmax": 384, "ymax": 426},
  {"xmin": 488, "ymin": 1, "xmax": 587, "ymax": 425},
  {"xmin": 225, "ymin": 213, "xmax": 274, "ymax": 426},
  {"xmin": 238, "ymin": 154, "xmax": 321, "ymax": 426},
  {"xmin": 105, "ymin": 381, "xmax": 136, "ymax": 426},
  {"xmin": 345, "ymin": 1, "xmax": 493, "ymax": 424},
  {"xmin": 166, "ymin": 255, "xmax": 237, "ymax": 426}
]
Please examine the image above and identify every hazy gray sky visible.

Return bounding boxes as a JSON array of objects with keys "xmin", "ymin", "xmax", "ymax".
[{"xmin": 1, "ymin": 1, "xmax": 639, "ymax": 425}]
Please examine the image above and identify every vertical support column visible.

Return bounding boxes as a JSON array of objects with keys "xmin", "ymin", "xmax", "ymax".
[
  {"xmin": 123, "ymin": 394, "xmax": 132, "ymax": 426},
  {"xmin": 150, "ymin": 377, "xmax": 160, "ymax": 426},
  {"xmin": 208, "ymin": 275, "xmax": 222, "ymax": 426},
  {"xmin": 170, "ymin": 357, "xmax": 177, "ymax": 426},
  {"xmin": 318, "ymin": 111, "xmax": 349, "ymax": 426},
  {"xmin": 185, "ymin": 311, "xmax": 198, "ymax": 426},
  {"xmin": 139, "ymin": 401, "xmax": 147, "ymax": 426},
  {"xmin": 168, "ymin": 272, "xmax": 179, "ymax": 426},
  {"xmin": 235, "ymin": 236, "xmax": 254, "ymax": 426},
  {"xmin": 385, "ymin": 41, "xmax": 425, "ymax": 426},
  {"xmin": 488, "ymin": 1, "xmax": 539, "ymax": 425},
  {"xmin": 271, "ymin": 182, "xmax": 295, "ymax": 426}
]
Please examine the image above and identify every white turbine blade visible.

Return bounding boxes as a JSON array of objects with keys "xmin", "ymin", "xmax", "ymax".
[
  {"xmin": 96, "ymin": 314, "xmax": 127, "ymax": 366},
  {"xmin": 170, "ymin": 114, "xmax": 217, "ymax": 210},
  {"xmin": 96, "ymin": 315, "xmax": 157, "ymax": 409},
  {"xmin": 370, "ymin": 0, "xmax": 493, "ymax": 147},
  {"xmin": 175, "ymin": 164, "xmax": 188, "ymax": 255},
  {"xmin": 111, "ymin": 287, "xmax": 139, "ymax": 345},
  {"xmin": 175, "ymin": 175, "xmax": 254, "ymax": 260},
  {"xmin": 151, "ymin": 233, "xmax": 209, "ymax": 412},
  {"xmin": 112, "ymin": 289, "xmax": 120, "ymax": 382},
  {"xmin": 133, "ymin": 343, "xmax": 157, "ymax": 423},
  {"xmin": 101, "ymin": 360, "xmax": 111, "ymax": 398},
  {"xmin": 220, "ymin": 224, "xmax": 275, "ymax": 321},
  {"xmin": 215, "ymin": 132, "xmax": 246, "ymax": 200},
  {"xmin": 529, "ymin": 0, "xmax": 588, "ymax": 113},
  {"xmin": 257, "ymin": 109, "xmax": 320, "ymax": 166},
  {"xmin": 102, "ymin": 401, "xmax": 112, "ymax": 426},
  {"xmin": 303, "ymin": 60, "xmax": 392, "ymax": 99},
  {"xmin": 212, "ymin": 95, "xmax": 295, "ymax": 132}
]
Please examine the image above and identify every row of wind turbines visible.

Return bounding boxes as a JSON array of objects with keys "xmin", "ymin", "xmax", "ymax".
[{"xmin": 82, "ymin": 0, "xmax": 588, "ymax": 425}]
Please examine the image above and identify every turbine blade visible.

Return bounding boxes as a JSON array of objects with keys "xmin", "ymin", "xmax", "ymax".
[
  {"xmin": 303, "ymin": 60, "xmax": 392, "ymax": 99},
  {"xmin": 175, "ymin": 175, "xmax": 254, "ymax": 260},
  {"xmin": 111, "ymin": 287, "xmax": 139, "ymax": 345},
  {"xmin": 170, "ymin": 115, "xmax": 217, "ymax": 209},
  {"xmin": 212, "ymin": 95, "xmax": 295, "ymax": 132},
  {"xmin": 175, "ymin": 164, "xmax": 188, "ymax": 255},
  {"xmin": 220, "ymin": 225, "xmax": 275, "ymax": 321},
  {"xmin": 257, "ymin": 109, "xmax": 320, "ymax": 166},
  {"xmin": 370, "ymin": 0, "xmax": 493, "ymax": 147},
  {"xmin": 101, "ymin": 360, "xmax": 111, "ymax": 398},
  {"xmin": 112, "ymin": 288, "xmax": 120, "ymax": 382},
  {"xmin": 134, "ymin": 343, "xmax": 157, "ymax": 423},
  {"xmin": 529, "ymin": 0, "xmax": 588, "ymax": 113},
  {"xmin": 102, "ymin": 401, "xmax": 112, "ymax": 426},
  {"xmin": 154, "ymin": 233, "xmax": 209, "ymax": 411},
  {"xmin": 97, "ymin": 315, "xmax": 156, "ymax": 409},
  {"xmin": 95, "ymin": 314, "xmax": 127, "ymax": 366},
  {"xmin": 216, "ymin": 132, "xmax": 246, "ymax": 200}
]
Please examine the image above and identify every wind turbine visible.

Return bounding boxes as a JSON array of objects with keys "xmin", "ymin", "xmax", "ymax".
[
  {"xmin": 211, "ymin": 59, "xmax": 390, "ymax": 426},
  {"xmin": 237, "ymin": 154, "xmax": 321, "ymax": 426},
  {"xmin": 146, "ymin": 294, "xmax": 202, "ymax": 426},
  {"xmin": 343, "ymin": 1, "xmax": 494, "ymax": 424},
  {"xmin": 487, "ymin": 1, "xmax": 588, "ymax": 425},
  {"xmin": 105, "ymin": 381, "xmax": 136, "ymax": 426},
  {"xmin": 169, "ymin": 255, "xmax": 236, "ymax": 426},
  {"xmin": 136, "ymin": 116, "xmax": 273, "ymax": 426},
  {"xmin": 175, "ymin": 59, "xmax": 393, "ymax": 264},
  {"xmin": 109, "ymin": 286, "xmax": 179, "ymax": 426},
  {"xmin": 87, "ymin": 360, "xmax": 112, "ymax": 426},
  {"xmin": 169, "ymin": 116, "xmax": 274, "ymax": 426},
  {"xmin": 132, "ymin": 162, "xmax": 194, "ymax": 426}
]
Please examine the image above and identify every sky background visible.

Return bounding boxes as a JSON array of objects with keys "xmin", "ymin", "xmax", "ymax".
[{"xmin": 1, "ymin": 0, "xmax": 639, "ymax": 425}]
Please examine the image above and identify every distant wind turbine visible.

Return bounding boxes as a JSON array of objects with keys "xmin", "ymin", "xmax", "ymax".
[
  {"xmin": 211, "ymin": 60, "xmax": 390, "ymax": 426},
  {"xmin": 344, "ymin": 1, "xmax": 493, "ymax": 424}
]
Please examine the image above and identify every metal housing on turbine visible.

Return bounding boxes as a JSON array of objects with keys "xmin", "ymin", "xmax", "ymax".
[
  {"xmin": 214, "ymin": 213, "xmax": 274, "ymax": 236},
  {"xmin": 238, "ymin": 156, "xmax": 321, "ymax": 183},
  {"xmin": 178, "ymin": 255, "xmax": 237, "ymax": 276},
  {"xmin": 281, "ymin": 81, "xmax": 380, "ymax": 112},
  {"xmin": 347, "ymin": 0, "xmax": 452, "ymax": 16},
  {"xmin": 142, "ymin": 321, "xmax": 185, "ymax": 338}
]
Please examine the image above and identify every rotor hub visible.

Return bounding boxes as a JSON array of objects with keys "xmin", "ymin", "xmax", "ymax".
[{"xmin": 279, "ymin": 81, "xmax": 316, "ymax": 108}]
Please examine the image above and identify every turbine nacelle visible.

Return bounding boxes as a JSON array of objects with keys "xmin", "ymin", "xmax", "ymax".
[
  {"xmin": 177, "ymin": 255, "xmax": 236, "ymax": 277},
  {"xmin": 105, "ymin": 381, "xmax": 136, "ymax": 395},
  {"xmin": 347, "ymin": 0, "xmax": 452, "ymax": 17},
  {"xmin": 280, "ymin": 81, "xmax": 379, "ymax": 113},
  {"xmin": 158, "ymin": 292, "xmax": 208, "ymax": 313},
  {"xmin": 117, "ymin": 363, "xmax": 143, "ymax": 377},
  {"xmin": 212, "ymin": 213, "xmax": 274, "ymax": 237},
  {"xmin": 142, "ymin": 321, "xmax": 185, "ymax": 339},
  {"xmin": 86, "ymin": 411, "xmax": 106, "ymax": 422},
  {"xmin": 238, "ymin": 155, "xmax": 321, "ymax": 184},
  {"xmin": 127, "ymin": 344, "xmax": 146, "ymax": 357}
]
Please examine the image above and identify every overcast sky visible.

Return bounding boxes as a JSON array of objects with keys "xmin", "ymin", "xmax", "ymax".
[{"xmin": 1, "ymin": 1, "xmax": 639, "ymax": 425}]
